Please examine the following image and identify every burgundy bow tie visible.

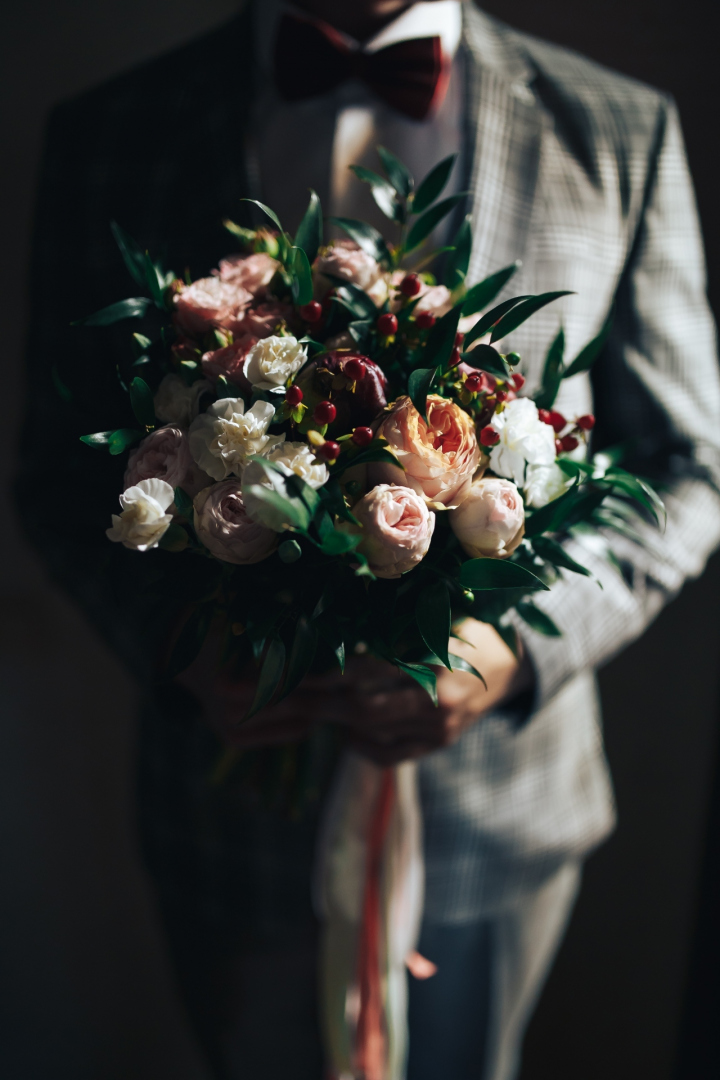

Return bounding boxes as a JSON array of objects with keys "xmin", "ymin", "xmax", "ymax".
[{"xmin": 273, "ymin": 13, "xmax": 447, "ymax": 121}]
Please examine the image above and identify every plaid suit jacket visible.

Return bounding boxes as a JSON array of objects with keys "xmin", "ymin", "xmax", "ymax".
[{"xmin": 17, "ymin": 3, "xmax": 720, "ymax": 928}]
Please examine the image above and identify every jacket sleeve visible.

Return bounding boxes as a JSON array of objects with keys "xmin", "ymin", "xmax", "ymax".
[{"xmin": 514, "ymin": 98, "xmax": 720, "ymax": 708}]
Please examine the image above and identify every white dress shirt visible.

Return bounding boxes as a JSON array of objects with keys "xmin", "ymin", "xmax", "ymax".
[{"xmin": 251, "ymin": 1, "xmax": 465, "ymax": 241}]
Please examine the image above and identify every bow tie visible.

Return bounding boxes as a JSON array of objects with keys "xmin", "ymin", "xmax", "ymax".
[{"xmin": 273, "ymin": 13, "xmax": 447, "ymax": 121}]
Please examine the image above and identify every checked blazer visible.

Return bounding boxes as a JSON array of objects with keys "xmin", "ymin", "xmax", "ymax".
[{"xmin": 17, "ymin": 0, "xmax": 720, "ymax": 935}]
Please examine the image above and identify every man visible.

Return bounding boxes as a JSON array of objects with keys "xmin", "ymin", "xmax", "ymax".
[{"xmin": 17, "ymin": 1, "xmax": 720, "ymax": 1077}]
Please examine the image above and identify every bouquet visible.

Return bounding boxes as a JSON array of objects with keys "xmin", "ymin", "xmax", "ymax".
[{"xmin": 77, "ymin": 148, "xmax": 663, "ymax": 1079}]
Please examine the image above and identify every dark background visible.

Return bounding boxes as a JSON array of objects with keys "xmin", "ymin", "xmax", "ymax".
[{"xmin": 1, "ymin": 1, "xmax": 718, "ymax": 1078}]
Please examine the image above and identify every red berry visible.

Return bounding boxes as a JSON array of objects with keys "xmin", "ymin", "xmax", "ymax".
[
  {"xmin": 400, "ymin": 273, "xmax": 422, "ymax": 297},
  {"xmin": 318, "ymin": 440, "xmax": 340, "ymax": 461},
  {"xmin": 555, "ymin": 439, "xmax": 564, "ymax": 454},
  {"xmin": 512, "ymin": 373, "xmax": 526, "ymax": 391},
  {"xmin": 455, "ymin": 332, "xmax": 465, "ymax": 348},
  {"xmin": 299, "ymin": 300, "xmax": 322, "ymax": 323},
  {"xmin": 465, "ymin": 373, "xmax": 481, "ymax": 393},
  {"xmin": 313, "ymin": 400, "xmax": 336, "ymax": 425},
  {"xmin": 352, "ymin": 426, "xmax": 374, "ymax": 447},
  {"xmin": 285, "ymin": 385, "xmax": 303, "ymax": 406},
  {"xmin": 495, "ymin": 390, "xmax": 508, "ymax": 403},
  {"xmin": 538, "ymin": 409, "xmax": 553, "ymax": 425},
  {"xmin": 577, "ymin": 413, "xmax": 596, "ymax": 431},
  {"xmin": 415, "ymin": 311, "xmax": 436, "ymax": 330},
  {"xmin": 343, "ymin": 357, "xmax": 366, "ymax": 382},
  {"xmin": 480, "ymin": 425, "xmax": 500, "ymax": 447},
  {"xmin": 377, "ymin": 312, "xmax": 398, "ymax": 336},
  {"xmin": 559, "ymin": 434, "xmax": 579, "ymax": 452},
  {"xmin": 549, "ymin": 410, "xmax": 567, "ymax": 433},
  {"xmin": 449, "ymin": 346, "xmax": 462, "ymax": 367}
]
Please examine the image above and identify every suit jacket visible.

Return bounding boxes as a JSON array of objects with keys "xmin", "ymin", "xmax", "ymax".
[{"xmin": 17, "ymin": 3, "xmax": 720, "ymax": 925}]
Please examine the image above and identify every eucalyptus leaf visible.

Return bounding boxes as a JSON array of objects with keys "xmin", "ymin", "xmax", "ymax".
[
  {"xmin": 415, "ymin": 580, "xmax": 452, "ymax": 670},
  {"xmin": 73, "ymin": 297, "xmax": 153, "ymax": 326},
  {"xmin": 563, "ymin": 304, "xmax": 615, "ymax": 379},
  {"xmin": 129, "ymin": 376, "xmax": 156, "ymax": 427},
  {"xmin": 412, "ymin": 154, "xmax": 457, "ymax": 215},
  {"xmin": 405, "ymin": 194, "xmax": 468, "ymax": 253},
  {"xmin": 408, "ymin": 366, "xmax": 438, "ymax": 423},
  {"xmin": 459, "ymin": 558, "xmax": 550, "ymax": 591},
  {"xmin": 377, "ymin": 145, "xmax": 413, "ymax": 198},
  {"xmin": 461, "ymin": 262, "xmax": 521, "ymax": 317},
  {"xmin": 294, "ymin": 190, "xmax": 323, "ymax": 263},
  {"xmin": 243, "ymin": 636, "xmax": 287, "ymax": 721},
  {"xmin": 490, "ymin": 291, "xmax": 574, "ymax": 343}
]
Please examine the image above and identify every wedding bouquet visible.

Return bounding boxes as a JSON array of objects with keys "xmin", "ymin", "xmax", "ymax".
[{"xmin": 77, "ymin": 148, "xmax": 663, "ymax": 1080}]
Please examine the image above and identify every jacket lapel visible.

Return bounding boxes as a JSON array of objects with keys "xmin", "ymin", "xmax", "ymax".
[{"xmin": 461, "ymin": 6, "xmax": 543, "ymax": 286}]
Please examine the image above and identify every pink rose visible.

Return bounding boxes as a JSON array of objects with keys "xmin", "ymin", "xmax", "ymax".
[
  {"xmin": 173, "ymin": 277, "xmax": 252, "ymax": 336},
  {"xmin": 217, "ymin": 252, "xmax": 280, "ymax": 295},
  {"xmin": 235, "ymin": 300, "xmax": 296, "ymax": 338},
  {"xmin": 372, "ymin": 395, "xmax": 481, "ymax": 507},
  {"xmin": 201, "ymin": 334, "xmax": 258, "ymax": 388},
  {"xmin": 351, "ymin": 484, "xmax": 435, "ymax": 579},
  {"xmin": 124, "ymin": 426, "xmax": 211, "ymax": 497},
  {"xmin": 314, "ymin": 240, "xmax": 383, "ymax": 294},
  {"xmin": 193, "ymin": 481, "xmax": 278, "ymax": 565},
  {"xmin": 449, "ymin": 477, "xmax": 525, "ymax": 559}
]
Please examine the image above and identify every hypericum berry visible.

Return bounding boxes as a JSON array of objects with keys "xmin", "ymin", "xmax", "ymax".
[
  {"xmin": 318, "ymin": 440, "xmax": 341, "ymax": 461},
  {"xmin": 506, "ymin": 352, "xmax": 522, "ymax": 366},
  {"xmin": 511, "ymin": 373, "xmax": 526, "ymax": 391},
  {"xmin": 455, "ymin": 331, "xmax": 465, "ymax": 348},
  {"xmin": 495, "ymin": 390, "xmax": 508, "ymax": 403},
  {"xmin": 576, "ymin": 413, "xmax": 596, "ymax": 431},
  {"xmin": 352, "ymin": 426, "xmax": 374, "ymax": 447},
  {"xmin": 559, "ymin": 434, "xmax": 579, "ymax": 453},
  {"xmin": 313, "ymin": 400, "xmax": 337, "ymax": 425},
  {"xmin": 449, "ymin": 346, "xmax": 462, "ymax": 367},
  {"xmin": 480, "ymin": 425, "xmax": 501, "ymax": 447},
  {"xmin": 343, "ymin": 357, "xmax": 366, "ymax": 382},
  {"xmin": 538, "ymin": 409, "xmax": 552, "ymax": 425},
  {"xmin": 299, "ymin": 300, "xmax": 322, "ymax": 323},
  {"xmin": 548, "ymin": 410, "xmax": 567, "ymax": 433},
  {"xmin": 377, "ymin": 312, "xmax": 398, "ymax": 336},
  {"xmin": 400, "ymin": 273, "xmax": 422, "ymax": 297},
  {"xmin": 415, "ymin": 311, "xmax": 436, "ymax": 330},
  {"xmin": 465, "ymin": 373, "xmax": 481, "ymax": 393},
  {"xmin": 285, "ymin": 385, "xmax": 303, "ymax": 406}
]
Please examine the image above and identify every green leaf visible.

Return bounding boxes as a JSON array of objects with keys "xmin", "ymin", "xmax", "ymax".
[
  {"xmin": 142, "ymin": 251, "xmax": 166, "ymax": 307},
  {"xmin": 377, "ymin": 145, "xmax": 413, "ymax": 198},
  {"xmin": 275, "ymin": 618, "xmax": 318, "ymax": 703},
  {"xmin": 415, "ymin": 579, "xmax": 452, "ymax": 670},
  {"xmin": 52, "ymin": 365, "xmax": 72, "ymax": 403},
  {"xmin": 489, "ymin": 291, "xmax": 574, "ymax": 343},
  {"xmin": 444, "ymin": 215, "xmax": 472, "ymax": 290},
  {"xmin": 331, "ymin": 445, "xmax": 400, "ymax": 478},
  {"xmin": 412, "ymin": 154, "xmax": 457, "ymax": 215},
  {"xmin": 563, "ymin": 304, "xmax": 615, "ymax": 379},
  {"xmin": 80, "ymin": 431, "xmax": 113, "ymax": 449},
  {"xmin": 294, "ymin": 190, "xmax": 323, "ymax": 263},
  {"xmin": 329, "ymin": 278, "xmax": 378, "ymax": 319},
  {"xmin": 129, "ymin": 376, "xmax": 156, "ymax": 427},
  {"xmin": 108, "ymin": 428, "xmax": 144, "ymax": 455},
  {"xmin": 531, "ymin": 535, "xmax": 592, "ymax": 576},
  {"xmin": 110, "ymin": 221, "xmax": 146, "ymax": 287},
  {"xmin": 405, "ymin": 194, "xmax": 467, "ymax": 253},
  {"xmin": 424, "ymin": 304, "xmax": 463, "ymax": 369},
  {"xmin": 461, "ymin": 262, "xmax": 521, "ymax": 317},
  {"xmin": 159, "ymin": 522, "xmax": 189, "ymax": 552},
  {"xmin": 73, "ymin": 297, "xmax": 153, "ymax": 326},
  {"xmin": 244, "ymin": 636, "xmax": 287, "ymax": 721},
  {"xmin": 328, "ymin": 217, "xmax": 392, "ymax": 267},
  {"xmin": 165, "ymin": 604, "xmax": 213, "ymax": 679},
  {"xmin": 447, "ymin": 653, "xmax": 487, "ymax": 689},
  {"xmin": 516, "ymin": 601, "xmax": 562, "ymax": 636},
  {"xmin": 493, "ymin": 621, "xmax": 520, "ymax": 657},
  {"xmin": 463, "ymin": 295, "xmax": 531, "ymax": 348},
  {"xmin": 461, "ymin": 343, "xmax": 511, "ymax": 378},
  {"xmin": 240, "ymin": 198, "xmax": 284, "ymax": 234},
  {"xmin": 395, "ymin": 659, "xmax": 437, "ymax": 704},
  {"xmin": 459, "ymin": 558, "xmax": 550, "ymax": 591},
  {"xmin": 408, "ymin": 366, "xmax": 438, "ymax": 423},
  {"xmin": 534, "ymin": 327, "xmax": 566, "ymax": 411},
  {"xmin": 291, "ymin": 246, "xmax": 313, "ymax": 305},
  {"xmin": 173, "ymin": 487, "xmax": 194, "ymax": 518},
  {"xmin": 602, "ymin": 470, "xmax": 666, "ymax": 527},
  {"xmin": 319, "ymin": 530, "xmax": 361, "ymax": 556},
  {"xmin": 242, "ymin": 483, "xmax": 310, "ymax": 531},
  {"xmin": 278, "ymin": 538, "xmax": 303, "ymax": 563},
  {"xmin": 349, "ymin": 165, "xmax": 401, "ymax": 222}
]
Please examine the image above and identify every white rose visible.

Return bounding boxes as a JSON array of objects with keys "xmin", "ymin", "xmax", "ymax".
[
  {"xmin": 489, "ymin": 397, "xmax": 556, "ymax": 486},
  {"xmin": 243, "ymin": 335, "xmax": 306, "ymax": 392},
  {"xmin": 106, "ymin": 478, "xmax": 174, "ymax": 551},
  {"xmin": 524, "ymin": 462, "xmax": 571, "ymax": 508},
  {"xmin": 153, "ymin": 374, "xmax": 212, "ymax": 428},
  {"xmin": 188, "ymin": 397, "xmax": 284, "ymax": 481},
  {"xmin": 242, "ymin": 441, "xmax": 329, "ymax": 531}
]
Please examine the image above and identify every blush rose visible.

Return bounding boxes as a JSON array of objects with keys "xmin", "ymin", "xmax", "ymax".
[
  {"xmin": 193, "ymin": 481, "xmax": 278, "ymax": 564},
  {"xmin": 350, "ymin": 484, "xmax": 435, "ymax": 579},
  {"xmin": 217, "ymin": 252, "xmax": 279, "ymax": 295},
  {"xmin": 173, "ymin": 277, "xmax": 252, "ymax": 336},
  {"xmin": 124, "ymin": 426, "xmax": 211, "ymax": 496},
  {"xmin": 449, "ymin": 477, "xmax": 525, "ymax": 558}
]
